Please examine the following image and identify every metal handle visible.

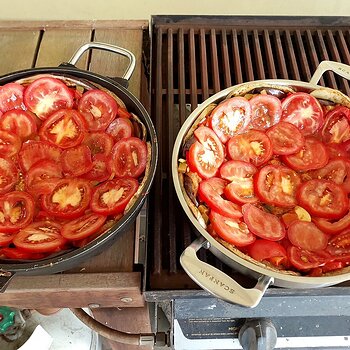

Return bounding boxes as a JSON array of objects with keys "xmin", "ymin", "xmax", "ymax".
[
  {"xmin": 310, "ymin": 60, "xmax": 350, "ymax": 85},
  {"xmin": 180, "ymin": 237, "xmax": 273, "ymax": 308},
  {"xmin": 68, "ymin": 42, "xmax": 136, "ymax": 81}
]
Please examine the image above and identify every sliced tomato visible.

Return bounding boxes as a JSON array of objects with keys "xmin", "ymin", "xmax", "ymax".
[
  {"xmin": 0, "ymin": 130, "xmax": 21, "ymax": 158},
  {"xmin": 61, "ymin": 213, "xmax": 107, "ymax": 241},
  {"xmin": 209, "ymin": 210, "xmax": 255, "ymax": 247},
  {"xmin": 18, "ymin": 140, "xmax": 62, "ymax": 173},
  {"xmin": 227, "ymin": 129, "xmax": 272, "ymax": 166},
  {"xmin": 248, "ymin": 240, "xmax": 288, "ymax": 268},
  {"xmin": 0, "ymin": 110, "xmax": 37, "ymax": 139},
  {"xmin": 281, "ymin": 206, "xmax": 311, "ymax": 227},
  {"xmin": 0, "ymin": 83, "xmax": 25, "ymax": 112},
  {"xmin": 219, "ymin": 160, "xmax": 258, "ymax": 204},
  {"xmin": 117, "ymin": 106, "xmax": 132, "ymax": 119},
  {"xmin": 25, "ymin": 159, "xmax": 62, "ymax": 190},
  {"xmin": 0, "ymin": 191, "xmax": 35, "ymax": 232},
  {"xmin": 282, "ymin": 137, "xmax": 329, "ymax": 171},
  {"xmin": 0, "ymin": 158, "xmax": 18, "ymax": 195},
  {"xmin": 287, "ymin": 221, "xmax": 328, "ymax": 251},
  {"xmin": 326, "ymin": 143, "xmax": 348, "ymax": 159},
  {"xmin": 13, "ymin": 220, "xmax": 66, "ymax": 253},
  {"xmin": 0, "ymin": 232, "xmax": 17, "ymax": 246},
  {"xmin": 313, "ymin": 209, "xmax": 350, "ymax": 235},
  {"xmin": 327, "ymin": 230, "xmax": 350, "ymax": 265},
  {"xmin": 0, "ymin": 247, "xmax": 46, "ymax": 260},
  {"xmin": 39, "ymin": 109, "xmax": 87, "ymax": 149},
  {"xmin": 254, "ymin": 165, "xmax": 301, "ymax": 207},
  {"xmin": 82, "ymin": 131, "xmax": 114, "ymax": 156},
  {"xmin": 266, "ymin": 121, "xmax": 305, "ymax": 155},
  {"xmin": 242, "ymin": 204, "xmax": 285, "ymax": 241},
  {"xmin": 198, "ymin": 177, "xmax": 242, "ymax": 218},
  {"xmin": 83, "ymin": 154, "xmax": 111, "ymax": 182},
  {"xmin": 210, "ymin": 97, "xmax": 251, "ymax": 143},
  {"xmin": 78, "ymin": 89, "xmax": 118, "ymax": 131},
  {"xmin": 91, "ymin": 178, "xmax": 139, "ymax": 215},
  {"xmin": 24, "ymin": 77, "xmax": 74, "ymax": 120},
  {"xmin": 297, "ymin": 179, "xmax": 348, "ymax": 219},
  {"xmin": 321, "ymin": 106, "xmax": 350, "ymax": 143},
  {"xmin": 249, "ymin": 94, "xmax": 282, "ymax": 130},
  {"xmin": 288, "ymin": 246, "xmax": 329, "ymax": 270},
  {"xmin": 41, "ymin": 179, "xmax": 92, "ymax": 219},
  {"xmin": 106, "ymin": 117, "xmax": 133, "ymax": 142},
  {"xmin": 281, "ymin": 92, "xmax": 324, "ymax": 136},
  {"xmin": 188, "ymin": 126, "xmax": 224, "ymax": 179},
  {"xmin": 60, "ymin": 145, "xmax": 93, "ymax": 177},
  {"xmin": 109, "ymin": 137, "xmax": 147, "ymax": 178}
]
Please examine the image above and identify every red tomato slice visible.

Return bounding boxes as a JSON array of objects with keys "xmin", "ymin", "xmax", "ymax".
[
  {"xmin": 25, "ymin": 159, "xmax": 63, "ymax": 190},
  {"xmin": 209, "ymin": 210, "xmax": 255, "ymax": 247},
  {"xmin": 198, "ymin": 177, "xmax": 242, "ymax": 219},
  {"xmin": 313, "ymin": 209, "xmax": 350, "ymax": 235},
  {"xmin": 109, "ymin": 137, "xmax": 147, "ymax": 178},
  {"xmin": 41, "ymin": 179, "xmax": 92, "ymax": 219},
  {"xmin": 0, "ymin": 83, "xmax": 25, "ymax": 112},
  {"xmin": 106, "ymin": 117, "xmax": 134, "ymax": 142},
  {"xmin": 78, "ymin": 89, "xmax": 118, "ymax": 131},
  {"xmin": 24, "ymin": 77, "xmax": 74, "ymax": 120},
  {"xmin": 287, "ymin": 221, "xmax": 328, "ymax": 251},
  {"xmin": 242, "ymin": 204, "xmax": 285, "ymax": 241},
  {"xmin": 254, "ymin": 165, "xmax": 301, "ymax": 207},
  {"xmin": 0, "ymin": 191, "xmax": 35, "ymax": 232},
  {"xmin": 326, "ymin": 143, "xmax": 348, "ymax": 159},
  {"xmin": 18, "ymin": 140, "xmax": 62, "ymax": 173},
  {"xmin": 82, "ymin": 131, "xmax": 114, "ymax": 156},
  {"xmin": 281, "ymin": 92, "xmax": 324, "ymax": 136},
  {"xmin": 297, "ymin": 179, "xmax": 348, "ymax": 219},
  {"xmin": 83, "ymin": 154, "xmax": 111, "ymax": 182},
  {"xmin": 13, "ymin": 220, "xmax": 66, "ymax": 253},
  {"xmin": 266, "ymin": 121, "xmax": 305, "ymax": 155},
  {"xmin": 321, "ymin": 106, "xmax": 350, "ymax": 143},
  {"xmin": 0, "ymin": 232, "xmax": 17, "ymax": 246},
  {"xmin": 288, "ymin": 246, "xmax": 329, "ymax": 270},
  {"xmin": 0, "ymin": 130, "xmax": 21, "ymax": 158},
  {"xmin": 188, "ymin": 126, "xmax": 224, "ymax": 179},
  {"xmin": 248, "ymin": 240, "xmax": 288, "ymax": 267},
  {"xmin": 0, "ymin": 247, "xmax": 46, "ymax": 260},
  {"xmin": 227, "ymin": 129, "xmax": 272, "ymax": 166},
  {"xmin": 219, "ymin": 160, "xmax": 258, "ymax": 204},
  {"xmin": 0, "ymin": 110, "xmax": 37, "ymax": 139},
  {"xmin": 61, "ymin": 213, "xmax": 107, "ymax": 240},
  {"xmin": 91, "ymin": 178, "xmax": 139, "ymax": 215},
  {"xmin": 327, "ymin": 230, "xmax": 350, "ymax": 265},
  {"xmin": 0, "ymin": 158, "xmax": 18, "ymax": 195},
  {"xmin": 117, "ymin": 106, "xmax": 132, "ymax": 119},
  {"xmin": 282, "ymin": 137, "xmax": 329, "ymax": 171},
  {"xmin": 249, "ymin": 94, "xmax": 282, "ymax": 130},
  {"xmin": 210, "ymin": 97, "xmax": 251, "ymax": 143},
  {"xmin": 61, "ymin": 145, "xmax": 93, "ymax": 177},
  {"xmin": 39, "ymin": 109, "xmax": 87, "ymax": 149}
]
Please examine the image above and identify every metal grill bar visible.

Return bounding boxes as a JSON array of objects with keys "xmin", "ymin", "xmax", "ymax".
[{"xmin": 149, "ymin": 17, "xmax": 350, "ymax": 290}]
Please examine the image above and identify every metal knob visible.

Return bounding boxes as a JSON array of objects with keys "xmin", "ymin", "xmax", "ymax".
[{"xmin": 238, "ymin": 319, "xmax": 277, "ymax": 350}]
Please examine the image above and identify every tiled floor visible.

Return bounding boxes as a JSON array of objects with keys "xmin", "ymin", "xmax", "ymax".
[{"xmin": 0, "ymin": 308, "xmax": 100, "ymax": 350}]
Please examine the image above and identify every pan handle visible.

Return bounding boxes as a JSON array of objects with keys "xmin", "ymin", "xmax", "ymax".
[
  {"xmin": 0, "ymin": 270, "xmax": 15, "ymax": 292},
  {"xmin": 180, "ymin": 237, "xmax": 273, "ymax": 308},
  {"xmin": 310, "ymin": 61, "xmax": 350, "ymax": 85},
  {"xmin": 68, "ymin": 42, "xmax": 136, "ymax": 81}
]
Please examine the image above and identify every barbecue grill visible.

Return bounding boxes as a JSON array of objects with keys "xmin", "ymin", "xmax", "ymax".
[{"xmin": 143, "ymin": 15, "xmax": 350, "ymax": 349}]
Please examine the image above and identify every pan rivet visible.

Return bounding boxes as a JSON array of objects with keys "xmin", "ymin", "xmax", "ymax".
[
  {"xmin": 88, "ymin": 303, "xmax": 101, "ymax": 309},
  {"xmin": 120, "ymin": 297, "xmax": 133, "ymax": 303}
]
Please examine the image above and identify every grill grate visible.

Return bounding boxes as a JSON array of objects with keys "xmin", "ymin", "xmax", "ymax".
[{"xmin": 148, "ymin": 16, "xmax": 350, "ymax": 290}]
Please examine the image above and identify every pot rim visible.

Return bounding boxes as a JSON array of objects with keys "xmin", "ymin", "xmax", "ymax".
[
  {"xmin": 172, "ymin": 78, "xmax": 350, "ymax": 286},
  {"xmin": 0, "ymin": 66, "xmax": 158, "ymax": 274}
]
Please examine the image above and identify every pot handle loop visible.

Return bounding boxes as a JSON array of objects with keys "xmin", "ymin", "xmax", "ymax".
[
  {"xmin": 180, "ymin": 236, "xmax": 273, "ymax": 308},
  {"xmin": 310, "ymin": 61, "xmax": 350, "ymax": 85},
  {"xmin": 68, "ymin": 42, "xmax": 136, "ymax": 81}
]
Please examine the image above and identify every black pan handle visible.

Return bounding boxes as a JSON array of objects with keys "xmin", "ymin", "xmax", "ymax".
[
  {"xmin": 67, "ymin": 42, "xmax": 136, "ymax": 87},
  {"xmin": 0, "ymin": 270, "xmax": 15, "ymax": 292}
]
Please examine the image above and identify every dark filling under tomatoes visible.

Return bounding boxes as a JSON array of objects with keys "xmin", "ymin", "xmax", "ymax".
[{"xmin": 181, "ymin": 90, "xmax": 350, "ymax": 276}]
